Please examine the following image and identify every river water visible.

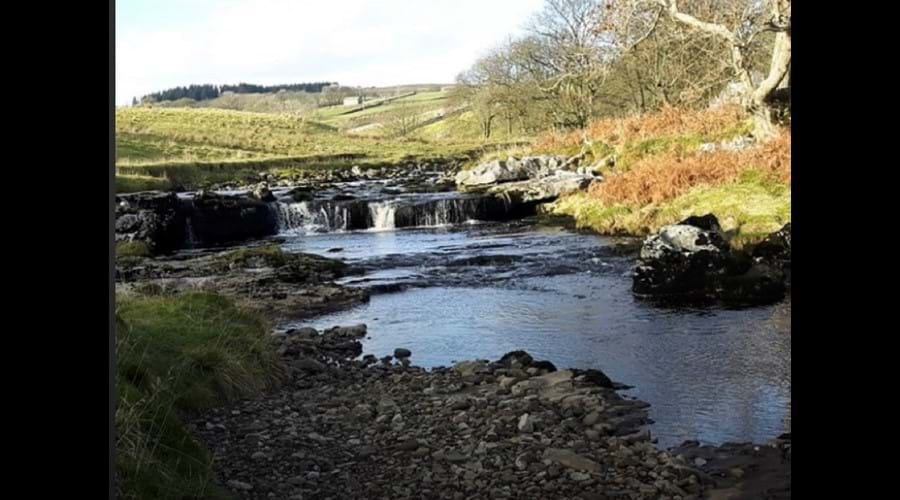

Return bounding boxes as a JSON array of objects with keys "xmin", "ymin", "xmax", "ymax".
[{"xmin": 270, "ymin": 187, "xmax": 791, "ymax": 449}]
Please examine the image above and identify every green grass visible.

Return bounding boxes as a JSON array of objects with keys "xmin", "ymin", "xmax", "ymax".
[
  {"xmin": 116, "ymin": 174, "xmax": 173, "ymax": 193},
  {"xmin": 310, "ymin": 90, "xmax": 452, "ymax": 132},
  {"xmin": 116, "ymin": 240, "xmax": 152, "ymax": 257},
  {"xmin": 115, "ymin": 106, "xmax": 502, "ymax": 192},
  {"xmin": 547, "ymin": 168, "xmax": 791, "ymax": 245},
  {"xmin": 115, "ymin": 291, "xmax": 283, "ymax": 499}
]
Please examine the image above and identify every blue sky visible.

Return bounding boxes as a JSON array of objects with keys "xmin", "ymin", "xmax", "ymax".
[{"xmin": 116, "ymin": 0, "xmax": 545, "ymax": 105}]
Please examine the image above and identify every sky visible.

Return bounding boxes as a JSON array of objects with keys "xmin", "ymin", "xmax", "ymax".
[{"xmin": 115, "ymin": 0, "xmax": 545, "ymax": 105}]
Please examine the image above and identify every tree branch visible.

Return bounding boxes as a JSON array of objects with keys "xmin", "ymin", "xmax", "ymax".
[{"xmin": 657, "ymin": 0, "xmax": 735, "ymax": 43}]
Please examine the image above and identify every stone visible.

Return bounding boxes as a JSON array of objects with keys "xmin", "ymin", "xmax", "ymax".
[
  {"xmin": 543, "ymin": 448, "xmax": 602, "ymax": 472},
  {"xmin": 518, "ymin": 413, "xmax": 535, "ymax": 433},
  {"xmin": 226, "ymin": 480, "xmax": 254, "ymax": 491}
]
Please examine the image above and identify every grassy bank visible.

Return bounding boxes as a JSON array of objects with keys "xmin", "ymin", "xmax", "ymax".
[
  {"xmin": 534, "ymin": 106, "xmax": 791, "ymax": 244},
  {"xmin": 115, "ymin": 291, "xmax": 283, "ymax": 499}
]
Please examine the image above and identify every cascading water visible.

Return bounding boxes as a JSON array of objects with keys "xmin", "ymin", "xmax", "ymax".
[
  {"xmin": 271, "ymin": 194, "xmax": 534, "ymax": 235},
  {"xmin": 368, "ymin": 202, "xmax": 397, "ymax": 231},
  {"xmin": 272, "ymin": 201, "xmax": 352, "ymax": 234}
]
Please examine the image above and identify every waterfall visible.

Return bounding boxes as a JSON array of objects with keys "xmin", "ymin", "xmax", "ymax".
[
  {"xmin": 271, "ymin": 201, "xmax": 351, "ymax": 234},
  {"xmin": 270, "ymin": 194, "xmax": 532, "ymax": 235},
  {"xmin": 368, "ymin": 202, "xmax": 396, "ymax": 231}
]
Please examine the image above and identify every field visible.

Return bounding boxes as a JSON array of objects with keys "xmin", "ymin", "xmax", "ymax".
[{"xmin": 115, "ymin": 99, "xmax": 520, "ymax": 192}]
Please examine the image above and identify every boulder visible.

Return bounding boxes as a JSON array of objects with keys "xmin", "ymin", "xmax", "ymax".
[
  {"xmin": 188, "ymin": 191, "xmax": 278, "ymax": 245},
  {"xmin": 633, "ymin": 215, "xmax": 788, "ymax": 305},
  {"xmin": 115, "ymin": 191, "xmax": 184, "ymax": 254},
  {"xmin": 488, "ymin": 171, "xmax": 594, "ymax": 203},
  {"xmin": 751, "ymin": 223, "xmax": 791, "ymax": 287},
  {"xmin": 455, "ymin": 159, "xmax": 530, "ymax": 187},
  {"xmin": 455, "ymin": 156, "xmax": 571, "ymax": 189},
  {"xmin": 633, "ymin": 221, "xmax": 732, "ymax": 296}
]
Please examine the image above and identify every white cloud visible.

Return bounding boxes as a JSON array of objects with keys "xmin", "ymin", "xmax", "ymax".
[{"xmin": 116, "ymin": 0, "xmax": 545, "ymax": 104}]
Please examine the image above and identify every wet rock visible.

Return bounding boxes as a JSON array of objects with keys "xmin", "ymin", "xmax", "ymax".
[
  {"xmin": 572, "ymin": 368, "xmax": 614, "ymax": 389},
  {"xmin": 188, "ymin": 192, "xmax": 277, "ymax": 246},
  {"xmin": 115, "ymin": 192, "xmax": 184, "ymax": 254},
  {"xmin": 394, "ymin": 348, "xmax": 412, "ymax": 359},
  {"xmin": 249, "ymin": 182, "xmax": 276, "ymax": 202},
  {"xmin": 633, "ymin": 215, "xmax": 787, "ymax": 305}
]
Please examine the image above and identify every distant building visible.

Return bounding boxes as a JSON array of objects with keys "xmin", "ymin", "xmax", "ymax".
[{"xmin": 343, "ymin": 96, "xmax": 364, "ymax": 106}]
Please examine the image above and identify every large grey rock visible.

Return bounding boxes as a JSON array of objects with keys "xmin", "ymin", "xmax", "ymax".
[
  {"xmin": 488, "ymin": 171, "xmax": 594, "ymax": 203},
  {"xmin": 455, "ymin": 156, "xmax": 572, "ymax": 188},
  {"xmin": 633, "ymin": 215, "xmax": 787, "ymax": 304},
  {"xmin": 455, "ymin": 159, "xmax": 530, "ymax": 187}
]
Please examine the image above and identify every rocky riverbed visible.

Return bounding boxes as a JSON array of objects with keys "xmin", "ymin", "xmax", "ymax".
[{"xmin": 191, "ymin": 324, "xmax": 790, "ymax": 499}]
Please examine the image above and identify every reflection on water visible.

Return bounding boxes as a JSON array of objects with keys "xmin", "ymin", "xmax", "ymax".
[{"xmin": 283, "ymin": 224, "xmax": 791, "ymax": 449}]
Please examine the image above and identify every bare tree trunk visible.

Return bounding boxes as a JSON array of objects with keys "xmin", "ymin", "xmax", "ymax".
[{"xmin": 749, "ymin": 21, "xmax": 791, "ymax": 139}]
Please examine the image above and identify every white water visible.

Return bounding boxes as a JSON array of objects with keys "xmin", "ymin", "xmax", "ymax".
[
  {"xmin": 368, "ymin": 202, "xmax": 396, "ymax": 231},
  {"xmin": 272, "ymin": 201, "xmax": 350, "ymax": 234}
]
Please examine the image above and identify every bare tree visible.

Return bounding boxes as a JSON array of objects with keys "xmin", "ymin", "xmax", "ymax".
[
  {"xmin": 383, "ymin": 103, "xmax": 423, "ymax": 138},
  {"xmin": 614, "ymin": 0, "xmax": 790, "ymax": 138}
]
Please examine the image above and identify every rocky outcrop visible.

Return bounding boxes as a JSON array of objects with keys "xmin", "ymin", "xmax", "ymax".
[
  {"xmin": 751, "ymin": 223, "xmax": 791, "ymax": 288},
  {"xmin": 186, "ymin": 191, "xmax": 278, "ymax": 246},
  {"xmin": 116, "ymin": 190, "xmax": 281, "ymax": 252},
  {"xmin": 456, "ymin": 155, "xmax": 597, "ymax": 206},
  {"xmin": 488, "ymin": 171, "xmax": 594, "ymax": 204},
  {"xmin": 114, "ymin": 244, "xmax": 366, "ymax": 322},
  {"xmin": 455, "ymin": 156, "xmax": 571, "ymax": 188},
  {"xmin": 633, "ymin": 215, "xmax": 788, "ymax": 305},
  {"xmin": 115, "ymin": 192, "xmax": 185, "ymax": 254}
]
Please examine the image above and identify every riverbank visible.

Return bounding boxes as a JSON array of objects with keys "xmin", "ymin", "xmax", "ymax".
[{"xmin": 191, "ymin": 320, "xmax": 791, "ymax": 499}]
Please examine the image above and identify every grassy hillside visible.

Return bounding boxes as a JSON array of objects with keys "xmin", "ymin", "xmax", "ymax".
[{"xmin": 115, "ymin": 105, "xmax": 513, "ymax": 192}]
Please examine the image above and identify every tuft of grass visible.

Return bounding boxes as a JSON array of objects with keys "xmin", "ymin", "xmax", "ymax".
[
  {"xmin": 115, "ymin": 291, "xmax": 284, "ymax": 499},
  {"xmin": 116, "ymin": 240, "xmax": 152, "ymax": 258}
]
